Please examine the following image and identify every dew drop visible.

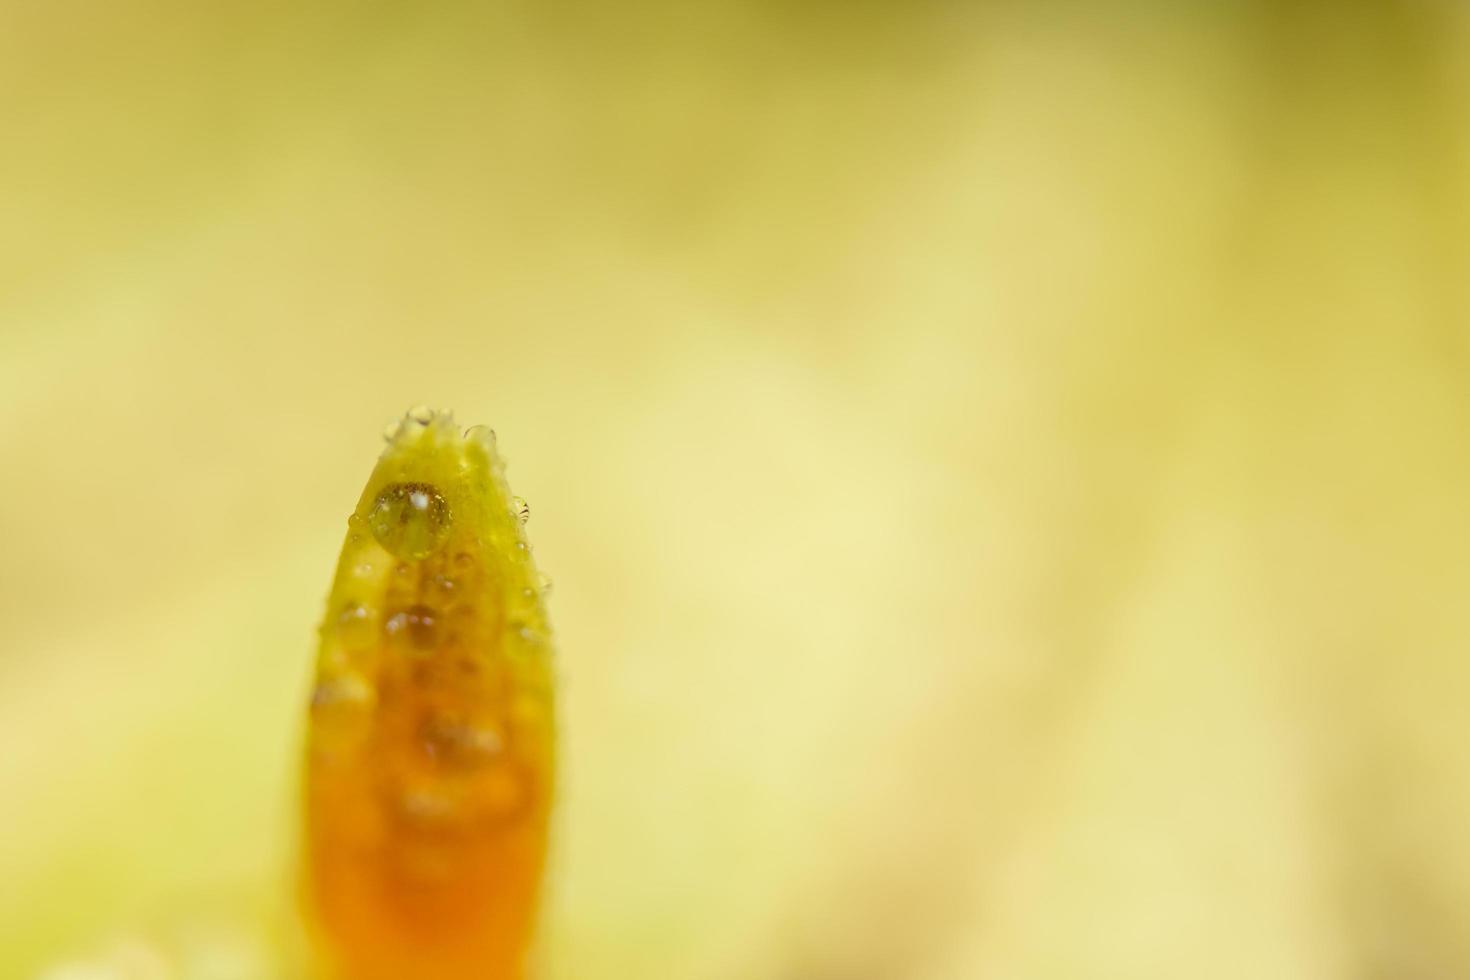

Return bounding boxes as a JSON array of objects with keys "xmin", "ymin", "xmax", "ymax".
[
  {"xmin": 408, "ymin": 405, "xmax": 435, "ymax": 425},
  {"xmin": 512, "ymin": 496, "xmax": 530, "ymax": 525},
  {"xmin": 368, "ymin": 482, "xmax": 451, "ymax": 560},
  {"xmin": 419, "ymin": 714, "xmax": 505, "ymax": 768},
  {"xmin": 537, "ymin": 572, "xmax": 553, "ymax": 595},
  {"xmin": 510, "ymin": 620, "xmax": 548, "ymax": 650},
  {"xmin": 336, "ymin": 602, "xmax": 375, "ymax": 648},
  {"xmin": 382, "ymin": 420, "xmax": 402, "ymax": 442},
  {"xmin": 384, "ymin": 605, "xmax": 440, "ymax": 651},
  {"xmin": 464, "ymin": 425, "xmax": 497, "ymax": 450},
  {"xmin": 311, "ymin": 673, "xmax": 374, "ymax": 714},
  {"xmin": 396, "ymin": 786, "xmax": 457, "ymax": 826}
]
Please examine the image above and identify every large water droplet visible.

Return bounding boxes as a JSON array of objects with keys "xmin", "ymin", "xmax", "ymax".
[
  {"xmin": 408, "ymin": 404, "xmax": 435, "ymax": 425},
  {"xmin": 368, "ymin": 482, "xmax": 451, "ymax": 560},
  {"xmin": 512, "ymin": 496, "xmax": 530, "ymax": 525}
]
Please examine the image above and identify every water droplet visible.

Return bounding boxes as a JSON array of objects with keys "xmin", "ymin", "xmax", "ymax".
[
  {"xmin": 311, "ymin": 673, "xmax": 374, "ymax": 713},
  {"xmin": 384, "ymin": 605, "xmax": 440, "ymax": 650},
  {"xmin": 510, "ymin": 620, "xmax": 548, "ymax": 650},
  {"xmin": 368, "ymin": 482, "xmax": 451, "ymax": 560},
  {"xmin": 419, "ymin": 713, "xmax": 505, "ymax": 768},
  {"xmin": 537, "ymin": 572, "xmax": 553, "ymax": 595},
  {"xmin": 382, "ymin": 420, "xmax": 402, "ymax": 442},
  {"xmin": 512, "ymin": 496, "xmax": 530, "ymax": 525},
  {"xmin": 464, "ymin": 424, "xmax": 497, "ymax": 449},
  {"xmin": 336, "ymin": 602, "xmax": 375, "ymax": 648},
  {"xmin": 396, "ymin": 786, "xmax": 457, "ymax": 825},
  {"xmin": 408, "ymin": 404, "xmax": 435, "ymax": 425}
]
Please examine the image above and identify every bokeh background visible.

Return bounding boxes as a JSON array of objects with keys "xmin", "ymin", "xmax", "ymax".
[{"xmin": 5, "ymin": 1, "xmax": 1470, "ymax": 977}]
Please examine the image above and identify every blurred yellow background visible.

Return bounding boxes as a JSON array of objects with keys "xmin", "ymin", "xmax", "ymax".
[{"xmin": 5, "ymin": 1, "xmax": 1470, "ymax": 977}]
